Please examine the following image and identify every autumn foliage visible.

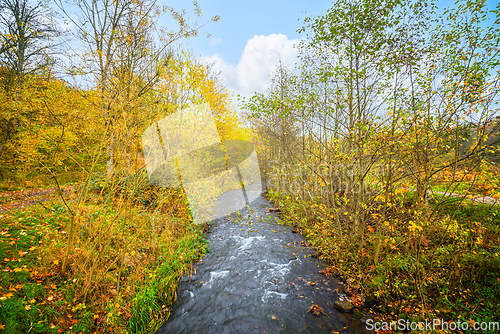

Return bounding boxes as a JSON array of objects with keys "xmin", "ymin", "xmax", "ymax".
[
  {"xmin": 0, "ymin": 0, "xmax": 248, "ymax": 333},
  {"xmin": 243, "ymin": 0, "xmax": 500, "ymax": 328}
]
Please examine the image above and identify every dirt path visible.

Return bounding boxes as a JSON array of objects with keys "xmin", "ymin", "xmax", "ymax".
[
  {"xmin": 0, "ymin": 186, "xmax": 75, "ymax": 213},
  {"xmin": 429, "ymin": 190, "xmax": 499, "ymax": 205},
  {"xmin": 400, "ymin": 187, "xmax": 499, "ymax": 205}
]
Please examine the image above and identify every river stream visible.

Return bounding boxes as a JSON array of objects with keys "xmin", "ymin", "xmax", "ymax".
[{"xmin": 156, "ymin": 191, "xmax": 372, "ymax": 334}]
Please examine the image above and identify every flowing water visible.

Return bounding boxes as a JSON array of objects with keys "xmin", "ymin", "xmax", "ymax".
[{"xmin": 157, "ymin": 191, "xmax": 372, "ymax": 334}]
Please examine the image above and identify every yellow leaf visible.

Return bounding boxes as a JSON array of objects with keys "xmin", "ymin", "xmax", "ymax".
[
  {"xmin": 0, "ymin": 292, "xmax": 14, "ymax": 300},
  {"xmin": 25, "ymin": 304, "xmax": 31, "ymax": 310}
]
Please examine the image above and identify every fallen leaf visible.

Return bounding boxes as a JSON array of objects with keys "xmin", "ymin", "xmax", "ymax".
[
  {"xmin": 422, "ymin": 236, "xmax": 429, "ymax": 247},
  {"xmin": 308, "ymin": 304, "xmax": 323, "ymax": 316}
]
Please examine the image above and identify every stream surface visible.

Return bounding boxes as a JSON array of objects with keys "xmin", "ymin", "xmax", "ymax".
[{"xmin": 157, "ymin": 191, "xmax": 373, "ymax": 334}]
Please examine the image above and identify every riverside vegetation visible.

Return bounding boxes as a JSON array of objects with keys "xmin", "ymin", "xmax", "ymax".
[
  {"xmin": 0, "ymin": 0, "xmax": 249, "ymax": 332},
  {"xmin": 242, "ymin": 0, "xmax": 500, "ymax": 332}
]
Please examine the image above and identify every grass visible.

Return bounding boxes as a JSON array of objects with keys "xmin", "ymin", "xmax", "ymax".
[{"xmin": 0, "ymin": 173, "xmax": 209, "ymax": 333}]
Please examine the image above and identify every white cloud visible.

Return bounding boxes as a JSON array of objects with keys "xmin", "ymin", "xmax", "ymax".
[
  {"xmin": 60, "ymin": 19, "xmax": 76, "ymax": 32},
  {"xmin": 201, "ymin": 34, "xmax": 300, "ymax": 104}
]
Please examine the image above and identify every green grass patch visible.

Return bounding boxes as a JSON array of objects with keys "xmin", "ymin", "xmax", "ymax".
[{"xmin": 0, "ymin": 180, "xmax": 208, "ymax": 333}]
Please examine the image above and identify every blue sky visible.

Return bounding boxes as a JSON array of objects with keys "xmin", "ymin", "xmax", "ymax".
[
  {"xmin": 159, "ymin": 0, "xmax": 338, "ymax": 106},
  {"xmin": 56, "ymin": 0, "xmax": 498, "ymax": 110},
  {"xmin": 163, "ymin": 0, "xmax": 334, "ymax": 66},
  {"xmin": 160, "ymin": 0, "xmax": 481, "ymax": 108},
  {"xmin": 56, "ymin": 0, "xmax": 330, "ymax": 99}
]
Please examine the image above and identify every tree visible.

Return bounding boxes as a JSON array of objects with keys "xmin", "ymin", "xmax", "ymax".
[
  {"xmin": 0, "ymin": 0, "xmax": 61, "ymax": 87},
  {"xmin": 0, "ymin": 0, "xmax": 61, "ymax": 155},
  {"xmin": 57, "ymin": 0, "xmax": 219, "ymax": 177}
]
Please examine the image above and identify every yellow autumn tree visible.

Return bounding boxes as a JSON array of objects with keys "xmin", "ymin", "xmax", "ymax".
[{"xmin": 154, "ymin": 51, "xmax": 249, "ymax": 142}]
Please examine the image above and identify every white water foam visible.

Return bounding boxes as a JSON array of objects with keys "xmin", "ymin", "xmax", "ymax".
[
  {"xmin": 336, "ymin": 282, "xmax": 350, "ymax": 301},
  {"xmin": 232, "ymin": 235, "xmax": 266, "ymax": 251},
  {"xmin": 261, "ymin": 290, "xmax": 287, "ymax": 303},
  {"xmin": 259, "ymin": 258, "xmax": 300, "ymax": 279},
  {"xmin": 256, "ymin": 259, "xmax": 304, "ymax": 303},
  {"xmin": 204, "ymin": 270, "xmax": 230, "ymax": 288}
]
